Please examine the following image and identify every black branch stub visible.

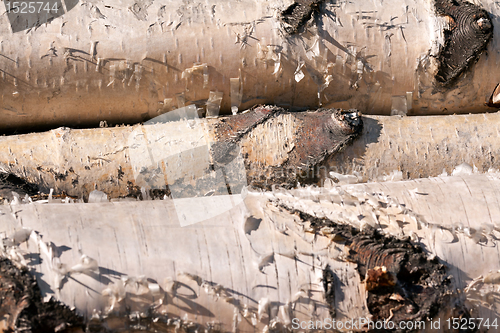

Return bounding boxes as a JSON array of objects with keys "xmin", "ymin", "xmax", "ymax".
[
  {"xmin": 212, "ymin": 106, "xmax": 363, "ymax": 190},
  {"xmin": 435, "ymin": 0, "xmax": 493, "ymax": 85},
  {"xmin": 280, "ymin": 0, "xmax": 324, "ymax": 34}
]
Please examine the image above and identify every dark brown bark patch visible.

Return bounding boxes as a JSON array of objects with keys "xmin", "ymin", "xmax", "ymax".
[
  {"xmin": 435, "ymin": 0, "xmax": 493, "ymax": 85},
  {"xmin": 212, "ymin": 106, "xmax": 363, "ymax": 190},
  {"xmin": 280, "ymin": 0, "xmax": 324, "ymax": 34},
  {"xmin": 322, "ymin": 265, "xmax": 336, "ymax": 318},
  {"xmin": 281, "ymin": 207, "xmax": 460, "ymax": 329},
  {"xmin": 0, "ymin": 257, "xmax": 84, "ymax": 333},
  {"xmin": 211, "ymin": 105, "xmax": 280, "ymax": 166},
  {"xmin": 0, "ymin": 173, "xmax": 39, "ymax": 201}
]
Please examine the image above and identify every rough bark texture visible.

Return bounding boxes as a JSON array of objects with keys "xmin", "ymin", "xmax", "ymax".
[
  {"xmin": 0, "ymin": 106, "xmax": 362, "ymax": 200},
  {"xmin": 2, "ymin": 111, "xmax": 500, "ymax": 200},
  {"xmin": 434, "ymin": 0, "xmax": 493, "ymax": 85},
  {"xmin": 279, "ymin": 208, "xmax": 454, "ymax": 327},
  {"xmin": 0, "ymin": 0, "xmax": 499, "ymax": 131},
  {"xmin": 1, "ymin": 174, "xmax": 500, "ymax": 331},
  {"xmin": 327, "ymin": 112, "xmax": 500, "ymax": 182}
]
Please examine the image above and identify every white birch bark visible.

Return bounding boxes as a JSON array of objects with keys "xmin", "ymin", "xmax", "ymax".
[
  {"xmin": 0, "ymin": 111, "xmax": 498, "ymax": 199},
  {"xmin": 0, "ymin": 0, "xmax": 499, "ymax": 130},
  {"xmin": 1, "ymin": 174, "xmax": 500, "ymax": 331}
]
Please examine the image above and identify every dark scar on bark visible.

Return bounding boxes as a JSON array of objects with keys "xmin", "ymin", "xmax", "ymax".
[
  {"xmin": 280, "ymin": 0, "xmax": 324, "ymax": 34},
  {"xmin": 322, "ymin": 265, "xmax": 336, "ymax": 318},
  {"xmin": 287, "ymin": 108, "xmax": 362, "ymax": 168},
  {"xmin": 211, "ymin": 106, "xmax": 363, "ymax": 190},
  {"xmin": 277, "ymin": 206, "xmax": 469, "ymax": 327},
  {"xmin": 211, "ymin": 105, "xmax": 280, "ymax": 166},
  {"xmin": 435, "ymin": 0, "xmax": 493, "ymax": 85}
]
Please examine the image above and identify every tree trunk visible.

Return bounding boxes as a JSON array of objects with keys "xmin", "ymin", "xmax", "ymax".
[
  {"xmin": 0, "ymin": 109, "xmax": 499, "ymax": 199},
  {"xmin": 1, "ymin": 174, "xmax": 499, "ymax": 331},
  {"xmin": 0, "ymin": 0, "xmax": 499, "ymax": 131},
  {"xmin": 328, "ymin": 111, "xmax": 500, "ymax": 182},
  {"xmin": 0, "ymin": 106, "xmax": 364, "ymax": 199}
]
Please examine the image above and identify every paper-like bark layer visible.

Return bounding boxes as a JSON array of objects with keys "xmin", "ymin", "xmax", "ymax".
[
  {"xmin": 0, "ymin": 0, "xmax": 499, "ymax": 131},
  {"xmin": 1, "ymin": 174, "xmax": 500, "ymax": 331}
]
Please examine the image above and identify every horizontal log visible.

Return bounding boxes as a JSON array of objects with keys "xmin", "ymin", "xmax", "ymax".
[
  {"xmin": 0, "ymin": 0, "xmax": 499, "ymax": 130},
  {"xmin": 0, "ymin": 174, "xmax": 499, "ymax": 331},
  {"xmin": 0, "ymin": 106, "xmax": 363, "ymax": 199},
  {"xmin": 328, "ymin": 111, "xmax": 500, "ymax": 182},
  {"xmin": 1, "ymin": 110, "xmax": 500, "ymax": 200}
]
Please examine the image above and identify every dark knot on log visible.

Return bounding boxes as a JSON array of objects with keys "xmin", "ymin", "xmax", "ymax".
[
  {"xmin": 280, "ymin": 0, "xmax": 324, "ymax": 34},
  {"xmin": 435, "ymin": 0, "xmax": 493, "ymax": 85}
]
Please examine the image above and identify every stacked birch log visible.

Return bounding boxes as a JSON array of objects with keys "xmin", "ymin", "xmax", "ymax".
[{"xmin": 1, "ymin": 0, "xmax": 500, "ymax": 332}]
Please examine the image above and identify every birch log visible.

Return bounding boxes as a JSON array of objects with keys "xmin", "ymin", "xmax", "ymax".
[
  {"xmin": 1, "ymin": 174, "xmax": 500, "ymax": 332},
  {"xmin": 0, "ymin": 0, "xmax": 499, "ymax": 131},
  {"xmin": 0, "ymin": 106, "xmax": 363, "ymax": 199},
  {"xmin": 327, "ymin": 111, "xmax": 500, "ymax": 182},
  {"xmin": 1, "ymin": 110, "xmax": 500, "ymax": 200}
]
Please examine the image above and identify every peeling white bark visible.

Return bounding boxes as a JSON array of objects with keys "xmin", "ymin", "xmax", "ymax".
[
  {"xmin": 0, "ymin": 0, "xmax": 499, "ymax": 130},
  {"xmin": 0, "ymin": 112, "xmax": 499, "ymax": 198},
  {"xmin": 1, "ymin": 174, "xmax": 500, "ymax": 331}
]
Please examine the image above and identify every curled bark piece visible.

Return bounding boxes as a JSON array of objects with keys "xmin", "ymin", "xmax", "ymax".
[
  {"xmin": 0, "ymin": 0, "xmax": 499, "ymax": 131},
  {"xmin": 487, "ymin": 83, "xmax": 500, "ymax": 107}
]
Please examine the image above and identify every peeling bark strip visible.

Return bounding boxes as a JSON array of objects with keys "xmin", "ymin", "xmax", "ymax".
[
  {"xmin": 435, "ymin": 0, "xmax": 493, "ymax": 85},
  {"xmin": 282, "ymin": 207, "xmax": 453, "ymax": 326}
]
